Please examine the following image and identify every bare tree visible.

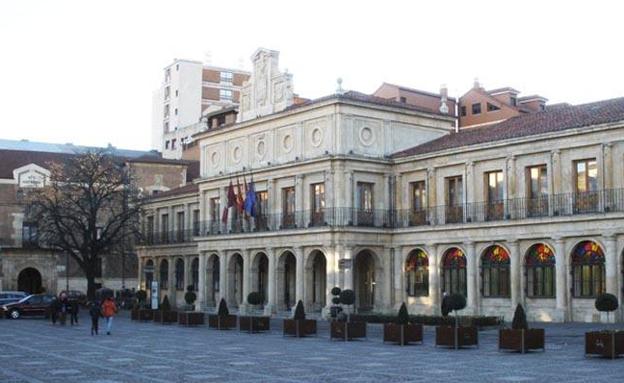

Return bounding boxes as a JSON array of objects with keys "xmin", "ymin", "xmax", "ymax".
[{"xmin": 28, "ymin": 150, "xmax": 143, "ymax": 299}]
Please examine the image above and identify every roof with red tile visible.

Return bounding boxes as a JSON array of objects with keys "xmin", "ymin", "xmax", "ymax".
[{"xmin": 393, "ymin": 97, "xmax": 624, "ymax": 158}]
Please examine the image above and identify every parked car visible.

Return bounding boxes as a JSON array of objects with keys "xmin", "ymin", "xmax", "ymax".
[
  {"xmin": 59, "ymin": 290, "xmax": 87, "ymax": 306},
  {"xmin": 0, "ymin": 291, "xmax": 28, "ymax": 306},
  {"xmin": 2, "ymin": 294, "xmax": 55, "ymax": 319}
]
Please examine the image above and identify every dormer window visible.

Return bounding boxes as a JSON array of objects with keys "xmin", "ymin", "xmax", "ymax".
[
  {"xmin": 487, "ymin": 102, "xmax": 500, "ymax": 112},
  {"xmin": 510, "ymin": 97, "xmax": 517, "ymax": 106}
]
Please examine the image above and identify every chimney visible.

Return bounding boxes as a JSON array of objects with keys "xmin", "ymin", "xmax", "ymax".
[
  {"xmin": 473, "ymin": 77, "xmax": 481, "ymax": 89},
  {"xmin": 439, "ymin": 84, "xmax": 449, "ymax": 114}
]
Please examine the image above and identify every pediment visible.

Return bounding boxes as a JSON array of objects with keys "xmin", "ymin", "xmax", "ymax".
[{"xmin": 13, "ymin": 163, "xmax": 50, "ymax": 188}]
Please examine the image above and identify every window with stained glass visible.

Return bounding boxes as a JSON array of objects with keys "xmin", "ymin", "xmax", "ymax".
[
  {"xmin": 441, "ymin": 248, "xmax": 467, "ymax": 296},
  {"xmin": 572, "ymin": 241, "xmax": 605, "ymax": 297},
  {"xmin": 525, "ymin": 244, "xmax": 555, "ymax": 298},
  {"xmin": 482, "ymin": 245, "xmax": 510, "ymax": 297},
  {"xmin": 405, "ymin": 249, "xmax": 429, "ymax": 297}
]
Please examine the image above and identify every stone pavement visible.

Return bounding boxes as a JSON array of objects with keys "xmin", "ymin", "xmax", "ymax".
[{"xmin": 1, "ymin": 312, "xmax": 623, "ymax": 382}]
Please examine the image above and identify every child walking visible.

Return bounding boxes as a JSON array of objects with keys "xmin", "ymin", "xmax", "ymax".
[{"xmin": 89, "ymin": 301, "xmax": 101, "ymax": 335}]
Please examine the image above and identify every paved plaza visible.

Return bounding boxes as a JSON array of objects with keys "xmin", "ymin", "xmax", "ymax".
[{"xmin": 1, "ymin": 312, "xmax": 623, "ymax": 382}]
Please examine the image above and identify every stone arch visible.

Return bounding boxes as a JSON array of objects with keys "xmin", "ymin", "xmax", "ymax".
[
  {"xmin": 227, "ymin": 253, "xmax": 244, "ymax": 308},
  {"xmin": 524, "ymin": 243, "xmax": 556, "ymax": 298},
  {"xmin": 405, "ymin": 248, "xmax": 429, "ymax": 297},
  {"xmin": 277, "ymin": 250, "xmax": 297, "ymax": 311},
  {"xmin": 570, "ymin": 240, "xmax": 605, "ymax": 298},
  {"xmin": 251, "ymin": 252, "xmax": 269, "ymax": 305},
  {"xmin": 305, "ymin": 249, "xmax": 327, "ymax": 312},
  {"xmin": 353, "ymin": 249, "xmax": 383, "ymax": 312},
  {"xmin": 440, "ymin": 247, "xmax": 467, "ymax": 296},
  {"xmin": 480, "ymin": 244, "xmax": 511, "ymax": 298},
  {"xmin": 206, "ymin": 253, "xmax": 220, "ymax": 306},
  {"xmin": 17, "ymin": 267, "xmax": 42, "ymax": 294}
]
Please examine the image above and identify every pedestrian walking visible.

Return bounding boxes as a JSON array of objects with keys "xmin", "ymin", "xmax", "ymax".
[
  {"xmin": 59, "ymin": 292, "xmax": 69, "ymax": 325},
  {"xmin": 89, "ymin": 301, "xmax": 101, "ymax": 335},
  {"xmin": 49, "ymin": 296, "xmax": 59, "ymax": 325},
  {"xmin": 101, "ymin": 297, "xmax": 118, "ymax": 335},
  {"xmin": 70, "ymin": 300, "xmax": 79, "ymax": 325}
]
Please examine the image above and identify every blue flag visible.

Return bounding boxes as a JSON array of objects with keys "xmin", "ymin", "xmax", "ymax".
[{"xmin": 244, "ymin": 177, "xmax": 256, "ymax": 218}]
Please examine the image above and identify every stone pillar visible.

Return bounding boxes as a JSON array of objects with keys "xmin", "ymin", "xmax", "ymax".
[
  {"xmin": 427, "ymin": 167, "xmax": 437, "ymax": 224},
  {"xmin": 219, "ymin": 187, "xmax": 228, "ymax": 232},
  {"xmin": 464, "ymin": 241, "xmax": 478, "ymax": 315},
  {"xmin": 383, "ymin": 174, "xmax": 391, "ymax": 210},
  {"xmin": 427, "ymin": 243, "xmax": 440, "ymax": 315},
  {"xmin": 506, "ymin": 156, "xmax": 516, "ymax": 218},
  {"xmin": 509, "ymin": 240, "xmax": 521, "ymax": 309},
  {"xmin": 465, "ymin": 162, "xmax": 475, "ymax": 204},
  {"xmin": 265, "ymin": 248, "xmax": 276, "ymax": 315},
  {"xmin": 241, "ymin": 250, "xmax": 251, "ymax": 313},
  {"xmin": 295, "ymin": 175, "xmax": 304, "ymax": 227},
  {"xmin": 167, "ymin": 256, "xmax": 175, "ymax": 306},
  {"xmin": 604, "ymin": 234, "xmax": 617, "ymax": 296},
  {"xmin": 184, "ymin": 203, "xmax": 191, "ymax": 236},
  {"xmin": 393, "ymin": 246, "xmax": 404, "ymax": 309},
  {"xmin": 603, "ymin": 143, "xmax": 613, "ymax": 190},
  {"xmin": 551, "ymin": 150, "xmax": 561, "ymax": 194},
  {"xmin": 382, "ymin": 246, "xmax": 392, "ymax": 310},
  {"xmin": 325, "ymin": 170, "xmax": 334, "ymax": 209},
  {"xmin": 343, "ymin": 246, "xmax": 353, "ymax": 290},
  {"xmin": 168, "ymin": 206, "xmax": 174, "ymax": 232},
  {"xmin": 197, "ymin": 253, "xmax": 207, "ymax": 311},
  {"xmin": 218, "ymin": 252, "xmax": 228, "ymax": 305},
  {"xmin": 294, "ymin": 246, "xmax": 305, "ymax": 305},
  {"xmin": 554, "ymin": 238, "xmax": 567, "ymax": 320},
  {"xmin": 137, "ymin": 257, "xmax": 144, "ymax": 291},
  {"xmin": 183, "ymin": 256, "xmax": 191, "ymax": 293}
]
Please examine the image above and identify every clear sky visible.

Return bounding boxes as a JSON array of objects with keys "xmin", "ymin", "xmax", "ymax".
[{"xmin": 1, "ymin": 0, "xmax": 622, "ymax": 151}]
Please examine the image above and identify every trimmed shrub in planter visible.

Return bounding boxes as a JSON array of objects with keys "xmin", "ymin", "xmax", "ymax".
[
  {"xmin": 585, "ymin": 293, "xmax": 624, "ymax": 359},
  {"xmin": 208, "ymin": 298, "xmax": 237, "ymax": 330},
  {"xmin": 499, "ymin": 304, "xmax": 545, "ymax": 353},
  {"xmin": 330, "ymin": 289, "xmax": 366, "ymax": 341},
  {"xmin": 153, "ymin": 295, "xmax": 178, "ymax": 324},
  {"xmin": 329, "ymin": 287, "xmax": 343, "ymax": 319},
  {"xmin": 383, "ymin": 302, "xmax": 423, "ymax": 346},
  {"xmin": 239, "ymin": 292, "xmax": 270, "ymax": 333},
  {"xmin": 435, "ymin": 293, "xmax": 478, "ymax": 349},
  {"xmin": 179, "ymin": 286, "xmax": 204, "ymax": 326},
  {"xmin": 284, "ymin": 300, "xmax": 317, "ymax": 337}
]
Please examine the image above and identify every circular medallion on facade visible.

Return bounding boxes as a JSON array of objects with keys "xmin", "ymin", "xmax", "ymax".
[
  {"xmin": 283, "ymin": 134, "xmax": 293, "ymax": 153},
  {"xmin": 311, "ymin": 127, "xmax": 323, "ymax": 147},
  {"xmin": 232, "ymin": 146, "xmax": 242, "ymax": 163},
  {"xmin": 256, "ymin": 140, "xmax": 266, "ymax": 159},
  {"xmin": 211, "ymin": 151, "xmax": 219, "ymax": 168},
  {"xmin": 359, "ymin": 126, "xmax": 374, "ymax": 146}
]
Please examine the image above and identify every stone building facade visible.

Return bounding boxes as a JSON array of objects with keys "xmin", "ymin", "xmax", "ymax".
[
  {"xmin": 137, "ymin": 51, "xmax": 624, "ymax": 323},
  {"xmin": 0, "ymin": 140, "xmax": 197, "ymax": 295}
]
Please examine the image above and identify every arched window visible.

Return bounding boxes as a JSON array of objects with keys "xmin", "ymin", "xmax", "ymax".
[
  {"xmin": 175, "ymin": 258, "xmax": 185, "ymax": 290},
  {"xmin": 441, "ymin": 248, "xmax": 466, "ymax": 296},
  {"xmin": 525, "ymin": 244, "xmax": 555, "ymax": 298},
  {"xmin": 159, "ymin": 259, "xmax": 169, "ymax": 289},
  {"xmin": 191, "ymin": 258, "xmax": 199, "ymax": 292},
  {"xmin": 405, "ymin": 249, "xmax": 429, "ymax": 297},
  {"xmin": 572, "ymin": 241, "xmax": 605, "ymax": 297},
  {"xmin": 482, "ymin": 245, "xmax": 510, "ymax": 298}
]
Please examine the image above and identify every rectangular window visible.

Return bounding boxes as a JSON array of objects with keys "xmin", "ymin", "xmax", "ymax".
[
  {"xmin": 410, "ymin": 181, "xmax": 426, "ymax": 226},
  {"xmin": 574, "ymin": 159, "xmax": 598, "ymax": 213},
  {"xmin": 164, "ymin": 86, "xmax": 170, "ymax": 100},
  {"xmin": 165, "ymin": 141, "xmax": 170, "ymax": 149},
  {"xmin": 176, "ymin": 211, "xmax": 185, "ymax": 242},
  {"xmin": 192, "ymin": 210, "xmax": 200, "ymax": 236},
  {"xmin": 471, "ymin": 103, "xmax": 481, "ymax": 115},
  {"xmin": 485, "ymin": 171, "xmax": 504, "ymax": 221},
  {"xmin": 400, "ymin": 96, "xmax": 407, "ymax": 103},
  {"xmin": 445, "ymin": 176, "xmax": 463, "ymax": 223},
  {"xmin": 209, "ymin": 197, "xmax": 220, "ymax": 233},
  {"xmin": 161, "ymin": 214, "xmax": 169, "ymax": 243},
  {"xmin": 220, "ymin": 71, "xmax": 233, "ymax": 84},
  {"xmin": 165, "ymin": 68, "xmax": 171, "ymax": 82},
  {"xmin": 527, "ymin": 165, "xmax": 548, "ymax": 217},
  {"xmin": 460, "ymin": 106, "xmax": 467, "ymax": 117},
  {"xmin": 254, "ymin": 191, "xmax": 268, "ymax": 231},
  {"xmin": 171, "ymin": 139, "xmax": 176, "ymax": 149},
  {"xmin": 146, "ymin": 216, "xmax": 154, "ymax": 244},
  {"xmin": 282, "ymin": 187, "xmax": 296, "ymax": 228},
  {"xmin": 219, "ymin": 89, "xmax": 233, "ymax": 101},
  {"xmin": 163, "ymin": 104, "xmax": 170, "ymax": 118},
  {"xmin": 310, "ymin": 183, "xmax": 325, "ymax": 226},
  {"xmin": 510, "ymin": 97, "xmax": 517, "ymax": 106},
  {"xmin": 356, "ymin": 182, "xmax": 374, "ymax": 226},
  {"xmin": 487, "ymin": 102, "xmax": 500, "ymax": 112},
  {"xmin": 22, "ymin": 223, "xmax": 38, "ymax": 248}
]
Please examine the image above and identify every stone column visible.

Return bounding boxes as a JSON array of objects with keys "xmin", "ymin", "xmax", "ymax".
[
  {"xmin": 393, "ymin": 246, "xmax": 404, "ymax": 309},
  {"xmin": 325, "ymin": 170, "xmax": 334, "ymax": 209},
  {"xmin": 427, "ymin": 167, "xmax": 437, "ymax": 224},
  {"xmin": 603, "ymin": 143, "xmax": 613, "ymax": 190},
  {"xmin": 382, "ymin": 246, "xmax": 392, "ymax": 310},
  {"xmin": 137, "ymin": 257, "xmax": 144, "ymax": 291},
  {"xmin": 604, "ymin": 234, "xmax": 617, "ymax": 296},
  {"xmin": 553, "ymin": 238, "xmax": 567, "ymax": 320},
  {"xmin": 465, "ymin": 162, "xmax": 475, "ymax": 204},
  {"xmin": 551, "ymin": 150, "xmax": 562, "ymax": 194},
  {"xmin": 197, "ymin": 253, "xmax": 207, "ymax": 311},
  {"xmin": 265, "ymin": 248, "xmax": 276, "ymax": 315},
  {"xmin": 427, "ymin": 243, "xmax": 440, "ymax": 315},
  {"xmin": 168, "ymin": 206, "xmax": 174, "ymax": 232},
  {"xmin": 167, "ymin": 256, "xmax": 176, "ymax": 306},
  {"xmin": 219, "ymin": 187, "xmax": 228, "ymax": 232},
  {"xmin": 183, "ymin": 256, "xmax": 191, "ymax": 293},
  {"xmin": 218, "ymin": 252, "xmax": 228, "ymax": 305},
  {"xmin": 464, "ymin": 241, "xmax": 478, "ymax": 315},
  {"xmin": 184, "ymin": 203, "xmax": 191, "ymax": 237},
  {"xmin": 344, "ymin": 171, "xmax": 354, "ymax": 225},
  {"xmin": 383, "ymin": 174, "xmax": 391, "ymax": 210},
  {"xmin": 343, "ymin": 246, "xmax": 353, "ymax": 290},
  {"xmin": 294, "ymin": 246, "xmax": 305, "ymax": 305},
  {"xmin": 241, "ymin": 250, "xmax": 251, "ymax": 313},
  {"xmin": 509, "ymin": 240, "xmax": 521, "ymax": 309},
  {"xmin": 506, "ymin": 156, "xmax": 516, "ymax": 218},
  {"xmin": 295, "ymin": 175, "xmax": 304, "ymax": 227}
]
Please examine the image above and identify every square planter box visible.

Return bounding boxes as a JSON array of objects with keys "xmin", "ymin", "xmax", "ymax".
[
  {"xmin": 585, "ymin": 331, "xmax": 624, "ymax": 359},
  {"xmin": 153, "ymin": 310, "xmax": 178, "ymax": 324},
  {"xmin": 383, "ymin": 323, "xmax": 423, "ymax": 345},
  {"xmin": 283, "ymin": 319, "xmax": 317, "ymax": 337},
  {"xmin": 131, "ymin": 309, "xmax": 139, "ymax": 321},
  {"xmin": 499, "ymin": 328, "xmax": 545, "ymax": 353},
  {"xmin": 239, "ymin": 316, "xmax": 270, "ymax": 333},
  {"xmin": 435, "ymin": 325, "xmax": 478, "ymax": 349},
  {"xmin": 208, "ymin": 314, "xmax": 237, "ymax": 330},
  {"xmin": 178, "ymin": 311, "xmax": 205, "ymax": 326},
  {"xmin": 138, "ymin": 309, "xmax": 154, "ymax": 321},
  {"xmin": 330, "ymin": 321, "xmax": 366, "ymax": 341}
]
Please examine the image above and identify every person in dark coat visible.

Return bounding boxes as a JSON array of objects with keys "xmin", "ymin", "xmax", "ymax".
[
  {"xmin": 70, "ymin": 300, "xmax": 79, "ymax": 325},
  {"xmin": 59, "ymin": 293, "xmax": 69, "ymax": 325},
  {"xmin": 89, "ymin": 301, "xmax": 101, "ymax": 336},
  {"xmin": 49, "ymin": 297, "xmax": 59, "ymax": 325}
]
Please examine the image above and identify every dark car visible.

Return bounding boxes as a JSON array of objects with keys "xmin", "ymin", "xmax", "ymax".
[
  {"xmin": 2, "ymin": 294, "xmax": 55, "ymax": 319},
  {"xmin": 0, "ymin": 291, "xmax": 28, "ymax": 306}
]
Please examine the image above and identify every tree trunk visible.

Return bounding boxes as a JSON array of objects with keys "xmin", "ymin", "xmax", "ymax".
[{"xmin": 86, "ymin": 270, "xmax": 97, "ymax": 301}]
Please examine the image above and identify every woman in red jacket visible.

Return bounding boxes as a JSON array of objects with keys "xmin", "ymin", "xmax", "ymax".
[{"xmin": 101, "ymin": 297, "xmax": 118, "ymax": 335}]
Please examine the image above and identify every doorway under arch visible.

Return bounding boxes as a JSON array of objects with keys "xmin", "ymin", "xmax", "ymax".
[
  {"xmin": 206, "ymin": 254, "xmax": 220, "ymax": 307},
  {"xmin": 251, "ymin": 252, "xmax": 269, "ymax": 306},
  {"xmin": 305, "ymin": 250, "xmax": 327, "ymax": 312},
  {"xmin": 18, "ymin": 267, "xmax": 42, "ymax": 294},
  {"xmin": 228, "ymin": 253, "xmax": 244, "ymax": 308},
  {"xmin": 277, "ymin": 251, "xmax": 296, "ymax": 311},
  {"xmin": 354, "ymin": 250, "xmax": 376, "ymax": 312}
]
